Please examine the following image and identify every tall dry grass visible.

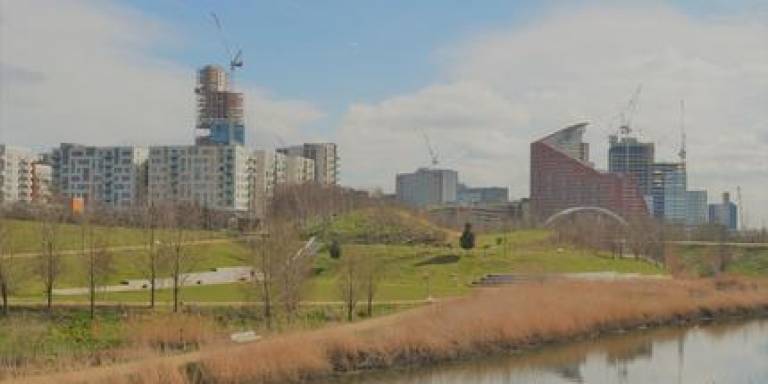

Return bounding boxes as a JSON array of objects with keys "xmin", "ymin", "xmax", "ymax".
[
  {"xmin": 9, "ymin": 278, "xmax": 768, "ymax": 384},
  {"xmin": 0, "ymin": 313, "xmax": 220, "ymax": 382},
  {"xmin": 200, "ymin": 277, "xmax": 768, "ymax": 383},
  {"xmin": 126, "ymin": 313, "xmax": 219, "ymax": 352}
]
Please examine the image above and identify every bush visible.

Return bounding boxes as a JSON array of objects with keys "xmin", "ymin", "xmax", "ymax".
[
  {"xmin": 459, "ymin": 223, "xmax": 475, "ymax": 250},
  {"xmin": 329, "ymin": 240, "xmax": 342, "ymax": 259}
]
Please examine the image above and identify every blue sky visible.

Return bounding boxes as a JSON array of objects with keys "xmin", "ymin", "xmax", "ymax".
[
  {"xmin": 128, "ymin": 0, "xmax": 550, "ymax": 134},
  {"xmin": 124, "ymin": 0, "xmax": 765, "ymax": 134},
  {"xmin": 2, "ymin": 0, "xmax": 767, "ymax": 224}
]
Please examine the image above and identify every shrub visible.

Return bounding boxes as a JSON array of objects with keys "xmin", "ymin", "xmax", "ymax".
[
  {"xmin": 459, "ymin": 223, "xmax": 475, "ymax": 250},
  {"xmin": 329, "ymin": 240, "xmax": 342, "ymax": 259}
]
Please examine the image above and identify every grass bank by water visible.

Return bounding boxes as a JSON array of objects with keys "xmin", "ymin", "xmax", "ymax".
[{"xmin": 8, "ymin": 277, "xmax": 768, "ymax": 383}]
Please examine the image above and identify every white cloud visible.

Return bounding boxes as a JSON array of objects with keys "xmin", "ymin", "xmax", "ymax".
[
  {"xmin": 0, "ymin": 0, "xmax": 322, "ymax": 150},
  {"xmin": 244, "ymin": 88, "xmax": 325, "ymax": 148},
  {"xmin": 336, "ymin": 5, "xmax": 768, "ymax": 227}
]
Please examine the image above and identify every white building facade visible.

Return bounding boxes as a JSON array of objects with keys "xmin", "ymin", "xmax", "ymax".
[
  {"xmin": 396, "ymin": 168, "xmax": 458, "ymax": 208},
  {"xmin": 148, "ymin": 144, "xmax": 250, "ymax": 211},
  {"xmin": 277, "ymin": 143, "xmax": 338, "ymax": 185},
  {"xmin": 0, "ymin": 145, "xmax": 35, "ymax": 203}
]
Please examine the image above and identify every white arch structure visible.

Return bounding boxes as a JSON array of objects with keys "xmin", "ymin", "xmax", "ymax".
[{"xmin": 543, "ymin": 206, "xmax": 629, "ymax": 228}]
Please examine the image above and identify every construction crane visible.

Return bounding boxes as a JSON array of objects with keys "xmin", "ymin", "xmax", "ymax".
[
  {"xmin": 618, "ymin": 85, "xmax": 643, "ymax": 137},
  {"xmin": 210, "ymin": 12, "xmax": 243, "ymax": 90},
  {"xmin": 417, "ymin": 128, "xmax": 439, "ymax": 167},
  {"xmin": 678, "ymin": 99, "xmax": 687, "ymax": 164}
]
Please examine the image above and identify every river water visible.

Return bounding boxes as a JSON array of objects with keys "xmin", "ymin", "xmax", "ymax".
[{"xmin": 332, "ymin": 320, "xmax": 768, "ymax": 384}]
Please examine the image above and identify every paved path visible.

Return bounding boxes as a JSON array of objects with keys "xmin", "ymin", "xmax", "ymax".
[
  {"xmin": 669, "ymin": 240, "xmax": 768, "ymax": 248},
  {"xmin": 474, "ymin": 271, "xmax": 669, "ymax": 286},
  {"xmin": 52, "ymin": 266, "xmax": 259, "ymax": 295},
  {"xmin": 9, "ymin": 238, "xmax": 240, "ymax": 259}
]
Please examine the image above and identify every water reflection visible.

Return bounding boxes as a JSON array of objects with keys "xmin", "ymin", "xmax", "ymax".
[{"xmin": 330, "ymin": 320, "xmax": 768, "ymax": 384}]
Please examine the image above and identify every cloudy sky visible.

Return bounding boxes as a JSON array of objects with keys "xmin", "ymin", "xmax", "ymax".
[{"xmin": 1, "ymin": 0, "xmax": 766, "ymax": 226}]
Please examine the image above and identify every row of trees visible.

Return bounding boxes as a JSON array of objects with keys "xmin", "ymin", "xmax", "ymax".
[
  {"xmin": 0, "ymin": 184, "xmax": 403, "ymax": 326},
  {"xmin": 0, "ymin": 200, "xmax": 205, "ymax": 318}
]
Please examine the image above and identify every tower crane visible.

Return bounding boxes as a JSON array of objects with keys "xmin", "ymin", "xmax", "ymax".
[
  {"xmin": 417, "ymin": 128, "xmax": 439, "ymax": 167},
  {"xmin": 210, "ymin": 12, "xmax": 243, "ymax": 90},
  {"xmin": 618, "ymin": 85, "xmax": 643, "ymax": 137},
  {"xmin": 678, "ymin": 99, "xmax": 687, "ymax": 164}
]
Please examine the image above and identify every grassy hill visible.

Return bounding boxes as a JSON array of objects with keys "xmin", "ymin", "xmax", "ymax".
[
  {"xmin": 28, "ymin": 229, "xmax": 665, "ymax": 304},
  {"xmin": 307, "ymin": 207, "xmax": 451, "ymax": 245},
  {"xmin": 1, "ymin": 219, "xmax": 222, "ymax": 254}
]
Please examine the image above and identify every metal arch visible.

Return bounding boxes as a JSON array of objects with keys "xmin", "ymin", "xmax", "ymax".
[{"xmin": 543, "ymin": 206, "xmax": 629, "ymax": 228}]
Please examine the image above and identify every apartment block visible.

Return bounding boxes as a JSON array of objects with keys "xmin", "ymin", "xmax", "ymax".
[
  {"xmin": 457, "ymin": 184, "xmax": 509, "ymax": 204},
  {"xmin": 50, "ymin": 144, "xmax": 147, "ymax": 208},
  {"xmin": 148, "ymin": 144, "xmax": 250, "ymax": 211},
  {"xmin": 284, "ymin": 155, "xmax": 315, "ymax": 184},
  {"xmin": 0, "ymin": 145, "xmax": 34, "ymax": 203},
  {"xmin": 277, "ymin": 142, "xmax": 338, "ymax": 185},
  {"xmin": 396, "ymin": 168, "xmax": 458, "ymax": 208}
]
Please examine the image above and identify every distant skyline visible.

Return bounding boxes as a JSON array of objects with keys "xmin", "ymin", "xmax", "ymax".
[{"xmin": 1, "ymin": 0, "xmax": 766, "ymax": 226}]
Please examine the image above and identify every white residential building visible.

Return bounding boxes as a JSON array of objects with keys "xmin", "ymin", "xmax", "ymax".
[
  {"xmin": 277, "ymin": 142, "xmax": 338, "ymax": 185},
  {"xmin": 284, "ymin": 155, "xmax": 315, "ymax": 184},
  {"xmin": 247, "ymin": 150, "xmax": 280, "ymax": 217},
  {"xmin": 51, "ymin": 144, "xmax": 148, "ymax": 208},
  {"xmin": 0, "ymin": 145, "xmax": 34, "ymax": 203},
  {"xmin": 396, "ymin": 168, "xmax": 458, "ymax": 208},
  {"xmin": 247, "ymin": 149, "xmax": 316, "ymax": 218},
  {"xmin": 148, "ymin": 144, "xmax": 250, "ymax": 211}
]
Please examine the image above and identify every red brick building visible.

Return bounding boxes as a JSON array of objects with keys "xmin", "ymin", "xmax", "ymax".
[{"xmin": 530, "ymin": 123, "xmax": 648, "ymax": 222}]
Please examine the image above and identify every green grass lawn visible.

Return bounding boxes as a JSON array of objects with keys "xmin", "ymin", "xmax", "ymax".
[
  {"xmin": 11, "ymin": 240, "xmax": 250, "ymax": 297},
  {"xmin": 36, "ymin": 229, "xmax": 664, "ymax": 304},
  {"xmin": 676, "ymin": 244, "xmax": 768, "ymax": 277},
  {"xmin": 2, "ymin": 218, "xmax": 224, "ymax": 254}
]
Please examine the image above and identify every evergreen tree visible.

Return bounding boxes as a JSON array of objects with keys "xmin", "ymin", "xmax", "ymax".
[{"xmin": 459, "ymin": 223, "xmax": 475, "ymax": 251}]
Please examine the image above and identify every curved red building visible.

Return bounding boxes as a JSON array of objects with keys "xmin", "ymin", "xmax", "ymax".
[{"xmin": 530, "ymin": 123, "xmax": 648, "ymax": 222}]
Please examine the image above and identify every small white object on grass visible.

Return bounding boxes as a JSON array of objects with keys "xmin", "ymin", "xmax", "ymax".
[{"xmin": 230, "ymin": 331, "xmax": 261, "ymax": 343}]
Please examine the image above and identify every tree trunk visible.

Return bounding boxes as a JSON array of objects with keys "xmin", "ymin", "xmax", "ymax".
[
  {"xmin": 150, "ymin": 263, "xmax": 156, "ymax": 309},
  {"xmin": 46, "ymin": 282, "xmax": 53, "ymax": 312},
  {"xmin": 262, "ymin": 279, "xmax": 272, "ymax": 330},
  {"xmin": 149, "ymin": 226, "xmax": 156, "ymax": 309},
  {"xmin": 89, "ymin": 259, "xmax": 95, "ymax": 319},
  {"xmin": 173, "ymin": 264, "xmax": 180, "ymax": 313},
  {"xmin": 1, "ymin": 281, "xmax": 8, "ymax": 316},
  {"xmin": 346, "ymin": 275, "xmax": 354, "ymax": 321},
  {"xmin": 366, "ymin": 283, "xmax": 373, "ymax": 317}
]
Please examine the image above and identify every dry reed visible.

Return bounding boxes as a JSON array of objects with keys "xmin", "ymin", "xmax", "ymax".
[
  {"xmin": 9, "ymin": 277, "xmax": 768, "ymax": 384},
  {"xmin": 126, "ymin": 313, "xmax": 219, "ymax": 352},
  {"xmin": 200, "ymin": 277, "xmax": 768, "ymax": 383}
]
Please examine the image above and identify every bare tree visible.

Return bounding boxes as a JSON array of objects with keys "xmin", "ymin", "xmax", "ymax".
[
  {"xmin": 81, "ymin": 208, "xmax": 115, "ymax": 319},
  {"xmin": 138, "ymin": 203, "xmax": 162, "ymax": 308},
  {"xmin": 362, "ymin": 253, "xmax": 382, "ymax": 317},
  {"xmin": 0, "ymin": 218, "xmax": 20, "ymax": 316},
  {"xmin": 156, "ymin": 202, "xmax": 199, "ymax": 313},
  {"xmin": 37, "ymin": 206, "xmax": 63, "ymax": 313},
  {"xmin": 337, "ymin": 251, "xmax": 364, "ymax": 322},
  {"xmin": 248, "ymin": 219, "xmax": 306, "ymax": 329}
]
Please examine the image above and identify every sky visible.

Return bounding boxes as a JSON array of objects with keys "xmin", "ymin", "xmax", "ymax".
[{"xmin": 1, "ymin": 0, "xmax": 767, "ymax": 227}]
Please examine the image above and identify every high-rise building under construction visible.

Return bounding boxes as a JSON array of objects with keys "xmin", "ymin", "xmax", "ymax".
[
  {"xmin": 608, "ymin": 135, "xmax": 655, "ymax": 196},
  {"xmin": 195, "ymin": 65, "xmax": 245, "ymax": 146}
]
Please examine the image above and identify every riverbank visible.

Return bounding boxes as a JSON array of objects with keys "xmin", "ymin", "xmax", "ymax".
[
  {"xmin": 197, "ymin": 277, "xmax": 768, "ymax": 384},
  {"xmin": 10, "ymin": 277, "xmax": 768, "ymax": 384}
]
